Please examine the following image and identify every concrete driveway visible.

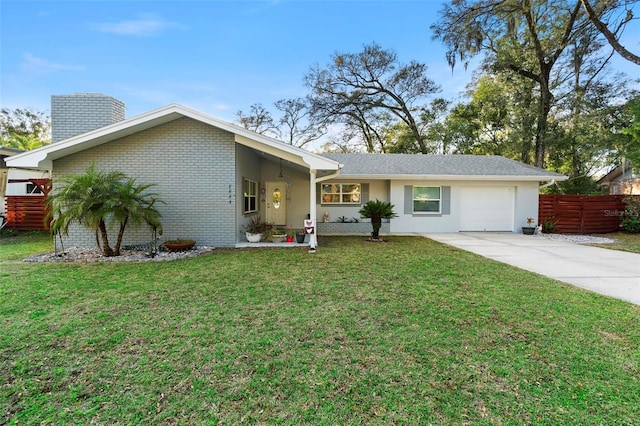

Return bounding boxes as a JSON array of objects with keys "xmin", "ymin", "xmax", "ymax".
[{"xmin": 425, "ymin": 232, "xmax": 640, "ymax": 306}]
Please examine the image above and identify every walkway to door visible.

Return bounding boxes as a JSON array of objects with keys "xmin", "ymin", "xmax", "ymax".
[{"xmin": 425, "ymin": 232, "xmax": 640, "ymax": 306}]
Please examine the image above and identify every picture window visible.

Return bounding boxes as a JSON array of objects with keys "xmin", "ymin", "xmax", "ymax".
[{"xmin": 321, "ymin": 183, "xmax": 361, "ymax": 204}]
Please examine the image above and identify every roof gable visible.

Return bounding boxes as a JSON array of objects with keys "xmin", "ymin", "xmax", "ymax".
[{"xmin": 5, "ymin": 104, "xmax": 340, "ymax": 171}]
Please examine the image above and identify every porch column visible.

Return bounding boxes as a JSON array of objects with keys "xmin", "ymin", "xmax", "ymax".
[{"xmin": 309, "ymin": 169, "xmax": 317, "ymax": 250}]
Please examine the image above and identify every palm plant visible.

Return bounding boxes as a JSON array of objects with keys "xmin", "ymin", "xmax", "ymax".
[
  {"xmin": 111, "ymin": 177, "xmax": 163, "ymax": 255},
  {"xmin": 358, "ymin": 199, "xmax": 397, "ymax": 240},
  {"xmin": 47, "ymin": 164, "xmax": 163, "ymax": 256}
]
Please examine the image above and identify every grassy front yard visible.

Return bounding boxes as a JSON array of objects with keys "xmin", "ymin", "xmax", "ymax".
[
  {"xmin": 591, "ymin": 232, "xmax": 640, "ymax": 254},
  {"xmin": 1, "ymin": 233, "xmax": 639, "ymax": 424}
]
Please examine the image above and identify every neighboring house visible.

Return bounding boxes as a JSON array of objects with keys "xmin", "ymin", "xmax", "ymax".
[
  {"xmin": 597, "ymin": 160, "xmax": 640, "ymax": 195},
  {"xmin": 6, "ymin": 93, "xmax": 566, "ymax": 248},
  {"xmin": 1, "ymin": 146, "xmax": 49, "ymax": 216}
]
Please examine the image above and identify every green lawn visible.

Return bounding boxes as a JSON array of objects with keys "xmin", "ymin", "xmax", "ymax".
[
  {"xmin": 591, "ymin": 232, "xmax": 640, "ymax": 254},
  {"xmin": 1, "ymin": 233, "xmax": 639, "ymax": 424}
]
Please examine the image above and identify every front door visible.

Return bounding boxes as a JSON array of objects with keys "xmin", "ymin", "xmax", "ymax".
[{"xmin": 265, "ymin": 181, "xmax": 287, "ymax": 225}]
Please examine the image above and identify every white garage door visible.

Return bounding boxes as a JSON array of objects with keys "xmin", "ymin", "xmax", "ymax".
[{"xmin": 459, "ymin": 187, "xmax": 515, "ymax": 231}]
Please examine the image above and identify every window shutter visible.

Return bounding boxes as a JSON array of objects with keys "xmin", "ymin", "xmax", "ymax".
[
  {"xmin": 441, "ymin": 186, "xmax": 451, "ymax": 215},
  {"xmin": 361, "ymin": 183, "xmax": 369, "ymax": 203},
  {"xmin": 316, "ymin": 183, "xmax": 321, "ymax": 204},
  {"xmin": 404, "ymin": 185, "xmax": 413, "ymax": 214}
]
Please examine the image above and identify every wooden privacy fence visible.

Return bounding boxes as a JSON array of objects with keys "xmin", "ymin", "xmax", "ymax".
[
  {"xmin": 3, "ymin": 178, "xmax": 51, "ymax": 232},
  {"xmin": 538, "ymin": 194, "xmax": 629, "ymax": 234},
  {"xmin": 4, "ymin": 196, "xmax": 50, "ymax": 231}
]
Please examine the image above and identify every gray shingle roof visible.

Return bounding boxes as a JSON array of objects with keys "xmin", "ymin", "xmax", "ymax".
[{"xmin": 321, "ymin": 153, "xmax": 566, "ymax": 180}]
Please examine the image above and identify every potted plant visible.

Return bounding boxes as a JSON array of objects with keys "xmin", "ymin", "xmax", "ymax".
[
  {"xmin": 286, "ymin": 226, "xmax": 295, "ymax": 243},
  {"xmin": 522, "ymin": 217, "xmax": 536, "ymax": 235},
  {"xmin": 295, "ymin": 229, "xmax": 306, "ymax": 243},
  {"xmin": 164, "ymin": 239, "xmax": 196, "ymax": 251},
  {"xmin": 242, "ymin": 216, "xmax": 269, "ymax": 243},
  {"xmin": 265, "ymin": 224, "xmax": 286, "ymax": 243}
]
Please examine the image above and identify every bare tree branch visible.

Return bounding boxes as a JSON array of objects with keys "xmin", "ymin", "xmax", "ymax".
[{"xmin": 580, "ymin": 0, "xmax": 640, "ymax": 65}]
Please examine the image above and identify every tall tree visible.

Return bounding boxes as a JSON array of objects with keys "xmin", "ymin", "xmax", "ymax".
[
  {"xmin": 273, "ymin": 97, "xmax": 327, "ymax": 148},
  {"xmin": 442, "ymin": 72, "xmax": 538, "ymax": 160},
  {"xmin": 386, "ymin": 98, "xmax": 451, "ymax": 154},
  {"xmin": 550, "ymin": 32, "xmax": 613, "ymax": 190},
  {"xmin": 441, "ymin": 103, "xmax": 482, "ymax": 154},
  {"xmin": 0, "ymin": 108, "xmax": 50, "ymax": 150},
  {"xmin": 431, "ymin": 0, "xmax": 634, "ymax": 167},
  {"xmin": 236, "ymin": 103, "xmax": 279, "ymax": 137},
  {"xmin": 305, "ymin": 43, "xmax": 440, "ymax": 153}
]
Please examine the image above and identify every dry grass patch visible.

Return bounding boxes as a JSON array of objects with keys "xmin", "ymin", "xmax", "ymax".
[{"xmin": 589, "ymin": 232, "xmax": 640, "ymax": 254}]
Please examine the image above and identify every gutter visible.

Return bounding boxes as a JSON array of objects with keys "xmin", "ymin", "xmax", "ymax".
[{"xmin": 315, "ymin": 168, "xmax": 343, "ymax": 183}]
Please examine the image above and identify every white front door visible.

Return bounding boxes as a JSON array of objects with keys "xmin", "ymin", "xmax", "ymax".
[{"xmin": 265, "ymin": 181, "xmax": 287, "ymax": 225}]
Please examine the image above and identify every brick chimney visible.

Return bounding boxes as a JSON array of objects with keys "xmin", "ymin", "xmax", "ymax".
[{"xmin": 51, "ymin": 93, "xmax": 125, "ymax": 143}]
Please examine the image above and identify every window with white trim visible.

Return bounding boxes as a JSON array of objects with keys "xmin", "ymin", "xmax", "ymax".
[
  {"xmin": 413, "ymin": 186, "xmax": 441, "ymax": 213},
  {"xmin": 321, "ymin": 183, "xmax": 361, "ymax": 204},
  {"xmin": 243, "ymin": 178, "xmax": 258, "ymax": 214}
]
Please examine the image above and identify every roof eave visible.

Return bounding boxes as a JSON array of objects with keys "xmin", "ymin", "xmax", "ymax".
[
  {"xmin": 6, "ymin": 103, "xmax": 343, "ymax": 172},
  {"xmin": 596, "ymin": 165, "xmax": 623, "ymax": 185},
  {"xmin": 333, "ymin": 174, "xmax": 568, "ymax": 181},
  {"xmin": 234, "ymin": 135, "xmax": 341, "ymax": 170},
  {"xmin": 6, "ymin": 105, "xmax": 186, "ymax": 169}
]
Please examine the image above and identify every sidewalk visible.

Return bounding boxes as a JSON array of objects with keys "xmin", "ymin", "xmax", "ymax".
[{"xmin": 425, "ymin": 232, "xmax": 640, "ymax": 306}]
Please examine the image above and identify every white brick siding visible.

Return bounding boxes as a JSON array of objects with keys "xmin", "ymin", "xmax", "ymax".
[
  {"xmin": 51, "ymin": 93, "xmax": 126, "ymax": 143},
  {"xmin": 53, "ymin": 117, "xmax": 237, "ymax": 247}
]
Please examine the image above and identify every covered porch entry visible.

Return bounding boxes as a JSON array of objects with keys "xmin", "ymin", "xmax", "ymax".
[{"xmin": 234, "ymin": 135, "xmax": 342, "ymax": 249}]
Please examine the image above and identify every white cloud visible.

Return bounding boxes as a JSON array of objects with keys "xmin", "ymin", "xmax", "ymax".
[
  {"xmin": 213, "ymin": 103, "xmax": 232, "ymax": 111},
  {"xmin": 89, "ymin": 14, "xmax": 184, "ymax": 37},
  {"xmin": 21, "ymin": 53, "xmax": 85, "ymax": 73}
]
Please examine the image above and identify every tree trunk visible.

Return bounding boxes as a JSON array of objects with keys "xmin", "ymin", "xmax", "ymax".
[
  {"xmin": 534, "ymin": 112, "xmax": 547, "ymax": 168},
  {"xmin": 535, "ymin": 65, "xmax": 554, "ymax": 168},
  {"xmin": 371, "ymin": 218, "xmax": 381, "ymax": 239},
  {"xmin": 94, "ymin": 229, "xmax": 101, "ymax": 251},
  {"xmin": 520, "ymin": 88, "xmax": 534, "ymax": 164},
  {"xmin": 114, "ymin": 215, "xmax": 128, "ymax": 256},
  {"xmin": 98, "ymin": 220, "xmax": 115, "ymax": 257}
]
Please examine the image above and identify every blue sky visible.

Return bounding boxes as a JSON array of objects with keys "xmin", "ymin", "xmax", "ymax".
[{"xmin": 1, "ymin": 0, "xmax": 639, "ymax": 122}]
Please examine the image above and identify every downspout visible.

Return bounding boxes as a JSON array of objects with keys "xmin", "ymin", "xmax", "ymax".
[
  {"xmin": 539, "ymin": 179, "xmax": 556, "ymax": 189},
  {"xmin": 309, "ymin": 169, "xmax": 318, "ymax": 251}
]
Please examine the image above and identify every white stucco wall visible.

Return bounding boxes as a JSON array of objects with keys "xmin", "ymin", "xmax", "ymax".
[
  {"xmin": 389, "ymin": 180, "xmax": 459, "ymax": 233},
  {"xmin": 512, "ymin": 182, "xmax": 541, "ymax": 228},
  {"xmin": 312, "ymin": 178, "xmax": 541, "ymax": 233},
  {"xmin": 389, "ymin": 180, "xmax": 541, "ymax": 233}
]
